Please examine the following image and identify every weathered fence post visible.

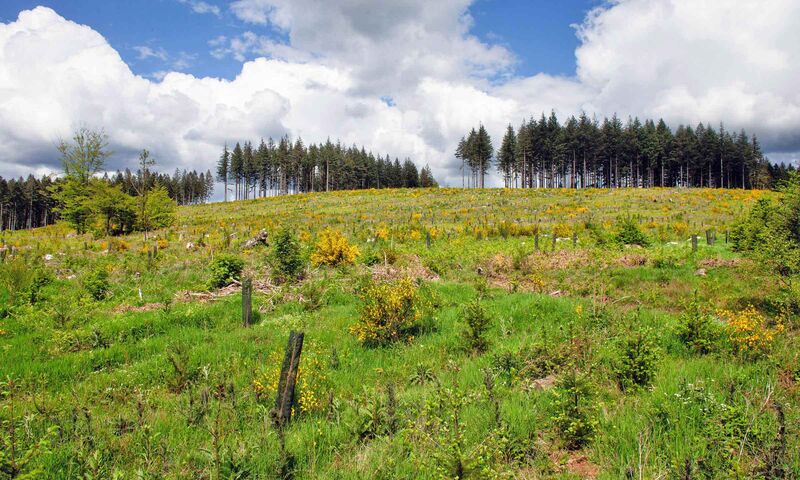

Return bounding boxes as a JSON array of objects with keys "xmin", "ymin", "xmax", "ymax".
[
  {"xmin": 425, "ymin": 231, "xmax": 431, "ymax": 249},
  {"xmin": 242, "ymin": 277, "xmax": 252, "ymax": 328},
  {"xmin": 691, "ymin": 235, "xmax": 698, "ymax": 253},
  {"xmin": 272, "ymin": 331, "xmax": 305, "ymax": 428},
  {"xmin": 705, "ymin": 230, "xmax": 712, "ymax": 246},
  {"xmin": 572, "ymin": 231, "xmax": 578, "ymax": 247},
  {"xmin": 551, "ymin": 233, "xmax": 557, "ymax": 251},
  {"xmin": 534, "ymin": 233, "xmax": 539, "ymax": 251},
  {"xmin": 725, "ymin": 230, "xmax": 729, "ymax": 244}
]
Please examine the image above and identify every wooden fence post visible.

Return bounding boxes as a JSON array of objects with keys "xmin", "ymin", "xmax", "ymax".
[
  {"xmin": 572, "ymin": 231, "xmax": 578, "ymax": 247},
  {"xmin": 242, "ymin": 277, "xmax": 252, "ymax": 328},
  {"xmin": 272, "ymin": 331, "xmax": 305, "ymax": 428},
  {"xmin": 534, "ymin": 233, "xmax": 539, "ymax": 251},
  {"xmin": 425, "ymin": 231, "xmax": 431, "ymax": 249},
  {"xmin": 705, "ymin": 230, "xmax": 712, "ymax": 246},
  {"xmin": 551, "ymin": 233, "xmax": 557, "ymax": 251},
  {"xmin": 691, "ymin": 235, "xmax": 698, "ymax": 253}
]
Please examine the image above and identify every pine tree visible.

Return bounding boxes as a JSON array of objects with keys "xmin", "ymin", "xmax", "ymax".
[
  {"xmin": 498, "ymin": 124, "xmax": 517, "ymax": 187},
  {"xmin": 230, "ymin": 142, "xmax": 244, "ymax": 200},
  {"xmin": 217, "ymin": 144, "xmax": 230, "ymax": 202}
]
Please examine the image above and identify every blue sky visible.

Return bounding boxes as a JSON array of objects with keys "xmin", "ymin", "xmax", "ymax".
[
  {"xmin": 0, "ymin": 0, "xmax": 598, "ymax": 81},
  {"xmin": 0, "ymin": 1, "xmax": 797, "ymax": 184}
]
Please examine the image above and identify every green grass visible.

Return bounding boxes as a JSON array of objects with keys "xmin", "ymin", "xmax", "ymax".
[{"xmin": 0, "ymin": 187, "xmax": 797, "ymax": 479}]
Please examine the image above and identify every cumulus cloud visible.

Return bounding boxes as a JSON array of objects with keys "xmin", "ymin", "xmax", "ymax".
[{"xmin": 0, "ymin": 1, "xmax": 799, "ymax": 189}]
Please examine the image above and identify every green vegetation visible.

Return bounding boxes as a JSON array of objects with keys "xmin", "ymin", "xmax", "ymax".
[
  {"xmin": 0, "ymin": 186, "xmax": 798, "ymax": 478},
  {"xmin": 207, "ymin": 254, "xmax": 244, "ymax": 289},
  {"xmin": 270, "ymin": 228, "xmax": 306, "ymax": 283}
]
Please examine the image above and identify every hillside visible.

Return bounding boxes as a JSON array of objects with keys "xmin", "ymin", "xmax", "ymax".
[{"xmin": 0, "ymin": 187, "xmax": 797, "ymax": 479}]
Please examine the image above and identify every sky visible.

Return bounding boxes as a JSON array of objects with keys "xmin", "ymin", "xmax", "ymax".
[{"xmin": 0, "ymin": 0, "xmax": 799, "ymax": 192}]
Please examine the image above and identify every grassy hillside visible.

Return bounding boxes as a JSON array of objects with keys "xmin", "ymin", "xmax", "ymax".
[{"xmin": 1, "ymin": 187, "xmax": 797, "ymax": 479}]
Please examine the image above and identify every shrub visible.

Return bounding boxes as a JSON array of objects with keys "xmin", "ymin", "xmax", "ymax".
[
  {"xmin": 551, "ymin": 369, "xmax": 598, "ymax": 450},
  {"xmin": 613, "ymin": 215, "xmax": 651, "ymax": 247},
  {"xmin": 0, "ymin": 258, "xmax": 34, "ymax": 305},
  {"xmin": 351, "ymin": 277, "xmax": 419, "ymax": 346},
  {"xmin": 720, "ymin": 306, "xmax": 782, "ymax": 360},
  {"xmin": 24, "ymin": 268, "xmax": 52, "ymax": 305},
  {"xmin": 613, "ymin": 329, "xmax": 659, "ymax": 391},
  {"xmin": 676, "ymin": 292, "xmax": 720, "ymax": 354},
  {"xmin": 84, "ymin": 267, "xmax": 110, "ymax": 301},
  {"xmin": 208, "ymin": 254, "xmax": 244, "ymax": 289},
  {"xmin": 270, "ymin": 227, "xmax": 305, "ymax": 283},
  {"xmin": 462, "ymin": 298, "xmax": 492, "ymax": 353},
  {"xmin": 311, "ymin": 228, "xmax": 359, "ymax": 267},
  {"xmin": 732, "ymin": 174, "xmax": 799, "ymax": 284}
]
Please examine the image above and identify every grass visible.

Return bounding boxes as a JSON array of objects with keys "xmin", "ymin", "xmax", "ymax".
[{"xmin": 0, "ymin": 187, "xmax": 797, "ymax": 479}]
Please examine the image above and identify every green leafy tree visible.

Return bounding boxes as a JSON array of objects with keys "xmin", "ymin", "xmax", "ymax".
[
  {"xmin": 52, "ymin": 127, "xmax": 112, "ymax": 233},
  {"xmin": 139, "ymin": 186, "xmax": 176, "ymax": 233},
  {"xmin": 87, "ymin": 181, "xmax": 136, "ymax": 237},
  {"xmin": 57, "ymin": 127, "xmax": 111, "ymax": 184}
]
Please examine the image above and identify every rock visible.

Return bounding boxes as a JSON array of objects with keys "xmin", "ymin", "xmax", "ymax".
[
  {"xmin": 695, "ymin": 268, "xmax": 707, "ymax": 277},
  {"xmin": 530, "ymin": 374, "xmax": 557, "ymax": 391},
  {"xmin": 185, "ymin": 242, "xmax": 195, "ymax": 250},
  {"xmin": 44, "ymin": 254, "xmax": 54, "ymax": 261},
  {"xmin": 243, "ymin": 229, "xmax": 269, "ymax": 249}
]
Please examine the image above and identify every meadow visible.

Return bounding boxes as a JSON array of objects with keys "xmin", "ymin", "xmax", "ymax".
[{"xmin": 1, "ymin": 187, "xmax": 797, "ymax": 479}]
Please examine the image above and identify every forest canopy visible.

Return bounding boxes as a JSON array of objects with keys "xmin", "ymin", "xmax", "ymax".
[{"xmin": 458, "ymin": 112, "xmax": 796, "ymax": 190}]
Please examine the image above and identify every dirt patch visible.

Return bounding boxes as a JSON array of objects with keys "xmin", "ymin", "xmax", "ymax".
[
  {"xmin": 371, "ymin": 254, "xmax": 439, "ymax": 282},
  {"xmin": 565, "ymin": 454, "xmax": 600, "ymax": 479},
  {"xmin": 522, "ymin": 249, "xmax": 591, "ymax": 271},
  {"xmin": 113, "ymin": 303, "xmax": 163, "ymax": 314},
  {"xmin": 481, "ymin": 253, "xmax": 514, "ymax": 278},
  {"xmin": 175, "ymin": 279, "xmax": 276, "ymax": 303},
  {"xmin": 698, "ymin": 257, "xmax": 742, "ymax": 268},
  {"xmin": 617, "ymin": 253, "xmax": 648, "ymax": 267},
  {"xmin": 521, "ymin": 374, "xmax": 558, "ymax": 392}
]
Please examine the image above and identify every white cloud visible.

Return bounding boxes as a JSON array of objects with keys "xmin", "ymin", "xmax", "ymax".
[
  {"xmin": 133, "ymin": 45, "xmax": 168, "ymax": 61},
  {"xmin": 1, "ymin": 1, "xmax": 799, "ymax": 189},
  {"xmin": 177, "ymin": 0, "xmax": 221, "ymax": 17}
]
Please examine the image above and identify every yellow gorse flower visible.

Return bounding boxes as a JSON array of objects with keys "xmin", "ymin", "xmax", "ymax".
[{"xmin": 310, "ymin": 228, "xmax": 359, "ymax": 267}]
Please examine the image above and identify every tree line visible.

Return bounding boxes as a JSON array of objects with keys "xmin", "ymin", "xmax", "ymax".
[
  {"xmin": 0, "ymin": 168, "xmax": 213, "ymax": 232},
  {"xmin": 1, "ymin": 131, "xmax": 438, "ymax": 232},
  {"xmin": 458, "ymin": 112, "xmax": 797, "ymax": 189},
  {"xmin": 216, "ymin": 137, "xmax": 437, "ymax": 201}
]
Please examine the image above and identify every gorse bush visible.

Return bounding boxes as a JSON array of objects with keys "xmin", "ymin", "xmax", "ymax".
[
  {"xmin": 676, "ymin": 291, "xmax": 720, "ymax": 354},
  {"xmin": 720, "ymin": 306, "xmax": 782, "ymax": 360},
  {"xmin": 352, "ymin": 277, "xmax": 419, "ymax": 347},
  {"xmin": 83, "ymin": 266, "xmax": 110, "ymax": 301},
  {"xmin": 270, "ymin": 227, "xmax": 305, "ymax": 283},
  {"xmin": 613, "ymin": 215, "xmax": 651, "ymax": 247},
  {"xmin": 311, "ymin": 228, "xmax": 359, "ymax": 267},
  {"xmin": 207, "ymin": 254, "xmax": 244, "ymax": 289},
  {"xmin": 462, "ymin": 298, "xmax": 491, "ymax": 353},
  {"xmin": 613, "ymin": 328, "xmax": 660, "ymax": 391}
]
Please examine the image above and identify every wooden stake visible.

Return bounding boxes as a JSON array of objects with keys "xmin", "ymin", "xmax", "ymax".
[
  {"xmin": 242, "ymin": 277, "xmax": 252, "ymax": 327},
  {"xmin": 272, "ymin": 331, "xmax": 304, "ymax": 428}
]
